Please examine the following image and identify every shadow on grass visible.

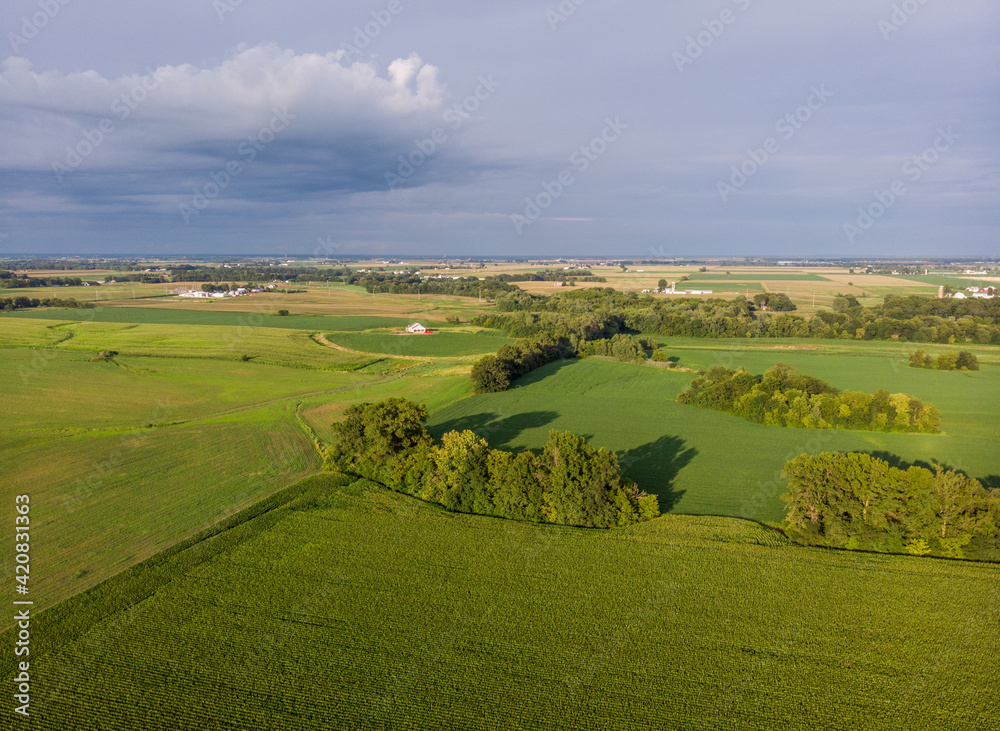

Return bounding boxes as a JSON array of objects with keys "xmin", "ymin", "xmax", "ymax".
[
  {"xmin": 864, "ymin": 452, "xmax": 1000, "ymax": 490},
  {"xmin": 430, "ymin": 410, "xmax": 560, "ymax": 450},
  {"xmin": 619, "ymin": 435, "xmax": 697, "ymax": 513},
  {"xmin": 508, "ymin": 358, "xmax": 579, "ymax": 389},
  {"xmin": 866, "ymin": 451, "xmax": 937, "ymax": 473}
]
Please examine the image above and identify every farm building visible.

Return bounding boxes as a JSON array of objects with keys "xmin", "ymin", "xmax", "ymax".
[{"xmin": 406, "ymin": 322, "xmax": 427, "ymax": 334}]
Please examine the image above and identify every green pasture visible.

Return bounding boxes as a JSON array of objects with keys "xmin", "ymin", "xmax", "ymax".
[
  {"xmin": 327, "ymin": 329, "xmax": 513, "ymax": 358},
  {"xmin": 427, "ymin": 351, "xmax": 1000, "ymax": 523},
  {"xmin": 4, "ymin": 475, "xmax": 995, "ymax": 730},
  {"xmin": 0, "ymin": 403, "xmax": 318, "ymax": 623},
  {"xmin": 686, "ymin": 272, "xmax": 828, "ymax": 282},
  {"xmin": 1, "ymin": 319, "xmax": 391, "ymax": 371},
  {"xmin": 1, "ymin": 349, "xmax": 381, "ymax": 431},
  {"xmin": 673, "ymin": 282, "xmax": 765, "ymax": 292},
  {"xmin": 5, "ymin": 306, "xmax": 440, "ymax": 332},
  {"xmin": 298, "ymin": 372, "xmax": 473, "ymax": 444},
  {"xmin": 900, "ymin": 274, "xmax": 998, "ymax": 290}
]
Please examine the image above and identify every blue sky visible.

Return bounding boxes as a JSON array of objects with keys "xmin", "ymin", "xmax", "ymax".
[{"xmin": 0, "ymin": 0, "xmax": 997, "ymax": 257}]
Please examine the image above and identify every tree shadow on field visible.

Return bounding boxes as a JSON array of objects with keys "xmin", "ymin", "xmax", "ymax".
[
  {"xmin": 619, "ymin": 436, "xmax": 697, "ymax": 513},
  {"xmin": 865, "ymin": 451, "xmax": 998, "ymax": 487},
  {"xmin": 508, "ymin": 358, "xmax": 579, "ymax": 389},
  {"xmin": 430, "ymin": 411, "xmax": 560, "ymax": 450},
  {"xmin": 866, "ymin": 451, "xmax": 936, "ymax": 473},
  {"xmin": 429, "ymin": 412, "xmax": 499, "ymax": 440}
]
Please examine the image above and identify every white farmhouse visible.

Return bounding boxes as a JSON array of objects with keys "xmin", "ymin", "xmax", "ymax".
[{"xmin": 406, "ymin": 322, "xmax": 427, "ymax": 334}]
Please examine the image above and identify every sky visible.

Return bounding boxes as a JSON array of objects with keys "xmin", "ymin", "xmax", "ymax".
[{"xmin": 0, "ymin": 0, "xmax": 997, "ymax": 258}]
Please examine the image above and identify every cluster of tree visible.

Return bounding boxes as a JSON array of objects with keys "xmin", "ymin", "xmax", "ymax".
[
  {"xmin": 470, "ymin": 332, "xmax": 654, "ymax": 393},
  {"xmin": 752, "ymin": 293, "xmax": 797, "ymax": 311},
  {"xmin": 473, "ymin": 309, "xmax": 627, "ymax": 340},
  {"xmin": 909, "ymin": 349, "xmax": 980, "ymax": 371},
  {"xmin": 1, "ymin": 271, "xmax": 86, "ymax": 288},
  {"xmin": 354, "ymin": 273, "xmax": 519, "ymax": 299},
  {"xmin": 493, "ymin": 269, "xmax": 606, "ymax": 283},
  {"xmin": 0, "ymin": 259, "xmax": 145, "ymax": 271},
  {"xmin": 171, "ymin": 266, "xmax": 522, "ymax": 299},
  {"xmin": 1, "ymin": 296, "xmax": 95, "ymax": 312},
  {"xmin": 678, "ymin": 364, "xmax": 941, "ymax": 433},
  {"xmin": 105, "ymin": 273, "xmax": 166, "ymax": 284},
  {"xmin": 471, "ymin": 337, "xmax": 572, "ymax": 393},
  {"xmin": 866, "ymin": 265, "xmax": 926, "ymax": 275},
  {"xmin": 168, "ymin": 265, "xmax": 353, "ymax": 283},
  {"xmin": 576, "ymin": 334, "xmax": 654, "ymax": 362},
  {"xmin": 327, "ymin": 398, "xmax": 660, "ymax": 528},
  {"xmin": 472, "ymin": 288, "xmax": 1000, "ymax": 344},
  {"xmin": 782, "ymin": 452, "xmax": 1000, "ymax": 559}
]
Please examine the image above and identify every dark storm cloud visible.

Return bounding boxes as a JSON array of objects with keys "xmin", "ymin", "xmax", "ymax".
[{"xmin": 0, "ymin": 0, "xmax": 997, "ymax": 256}]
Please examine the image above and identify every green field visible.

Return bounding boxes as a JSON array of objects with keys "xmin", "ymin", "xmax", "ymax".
[
  {"xmin": 3, "ymin": 279, "xmax": 999, "ymax": 729},
  {"xmin": 685, "ymin": 272, "xmax": 829, "ymax": 282},
  {"xmin": 0, "ymin": 308, "xmax": 481, "ymax": 621},
  {"xmin": 0, "ymin": 403, "xmax": 318, "ymax": 619},
  {"xmin": 1, "ymin": 349, "xmax": 380, "ymax": 431},
  {"xmin": 7, "ymin": 307, "xmax": 436, "ymax": 332},
  {"xmin": 0, "ymin": 317, "xmax": 393, "ymax": 371},
  {"xmin": 3, "ymin": 475, "xmax": 996, "ymax": 730},
  {"xmin": 327, "ymin": 329, "xmax": 514, "ymax": 357},
  {"xmin": 427, "ymin": 348, "xmax": 1000, "ymax": 523},
  {"xmin": 900, "ymin": 274, "xmax": 998, "ymax": 290},
  {"xmin": 672, "ymin": 282, "xmax": 765, "ymax": 292}
]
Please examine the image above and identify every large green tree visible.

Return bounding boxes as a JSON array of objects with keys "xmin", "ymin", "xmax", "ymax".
[
  {"xmin": 329, "ymin": 397, "xmax": 431, "ymax": 464},
  {"xmin": 782, "ymin": 452, "xmax": 1000, "ymax": 558}
]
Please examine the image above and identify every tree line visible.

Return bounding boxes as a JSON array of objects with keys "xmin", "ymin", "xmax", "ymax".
[
  {"xmin": 168, "ymin": 266, "xmax": 522, "ymax": 299},
  {"xmin": 471, "ymin": 288, "xmax": 1000, "ymax": 344},
  {"xmin": 1, "ymin": 259, "xmax": 146, "ymax": 271},
  {"xmin": 782, "ymin": 452, "xmax": 1000, "ymax": 559},
  {"xmin": 1, "ymin": 271, "xmax": 87, "ymax": 288},
  {"xmin": 1, "ymin": 296, "xmax": 95, "ymax": 312},
  {"xmin": 909, "ymin": 349, "xmax": 980, "ymax": 371},
  {"xmin": 493, "ymin": 269, "xmax": 606, "ymax": 283},
  {"xmin": 471, "ymin": 337, "xmax": 572, "ymax": 393},
  {"xmin": 470, "ymin": 333, "xmax": 654, "ymax": 394},
  {"xmin": 677, "ymin": 364, "xmax": 941, "ymax": 433},
  {"xmin": 327, "ymin": 398, "xmax": 660, "ymax": 528},
  {"xmin": 168, "ymin": 265, "xmax": 352, "ymax": 283},
  {"xmin": 353, "ymin": 273, "xmax": 518, "ymax": 298}
]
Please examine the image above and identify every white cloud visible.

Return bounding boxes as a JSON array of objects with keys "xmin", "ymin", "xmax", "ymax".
[{"xmin": 0, "ymin": 44, "xmax": 446, "ymax": 168}]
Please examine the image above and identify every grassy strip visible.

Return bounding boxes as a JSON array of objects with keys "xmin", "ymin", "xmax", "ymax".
[{"xmin": 0, "ymin": 474, "xmax": 344, "ymax": 676}]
